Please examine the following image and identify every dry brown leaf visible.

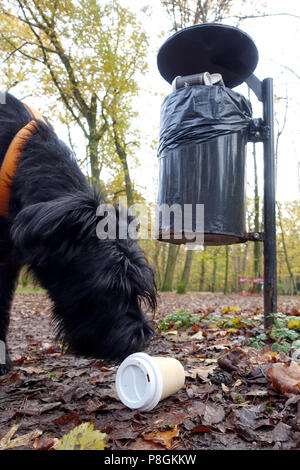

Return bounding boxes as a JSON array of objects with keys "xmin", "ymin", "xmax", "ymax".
[
  {"xmin": 218, "ymin": 348, "xmax": 248, "ymax": 373},
  {"xmin": 127, "ymin": 437, "xmax": 165, "ymax": 450},
  {"xmin": 0, "ymin": 424, "xmax": 20, "ymax": 450},
  {"xmin": 191, "ymin": 424, "xmax": 215, "ymax": 433},
  {"xmin": 18, "ymin": 366, "xmax": 44, "ymax": 375},
  {"xmin": 0, "ymin": 424, "xmax": 42, "ymax": 450},
  {"xmin": 185, "ymin": 364, "xmax": 217, "ymax": 379},
  {"xmin": 268, "ymin": 361, "xmax": 300, "ymax": 395},
  {"xmin": 31, "ymin": 437, "xmax": 58, "ymax": 450},
  {"xmin": 142, "ymin": 425, "xmax": 179, "ymax": 450},
  {"xmin": 221, "ymin": 383, "xmax": 230, "ymax": 392},
  {"xmin": 151, "ymin": 410, "xmax": 187, "ymax": 428}
]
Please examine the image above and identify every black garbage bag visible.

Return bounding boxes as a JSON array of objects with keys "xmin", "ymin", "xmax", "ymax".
[
  {"xmin": 157, "ymin": 86, "xmax": 253, "ymax": 246},
  {"xmin": 158, "ymin": 85, "xmax": 252, "ymax": 154}
]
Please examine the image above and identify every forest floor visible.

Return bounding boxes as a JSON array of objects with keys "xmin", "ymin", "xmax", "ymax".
[{"xmin": 0, "ymin": 291, "xmax": 300, "ymax": 451}]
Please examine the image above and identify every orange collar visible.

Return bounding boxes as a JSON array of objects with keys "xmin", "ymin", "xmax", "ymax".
[{"xmin": 0, "ymin": 103, "xmax": 47, "ymax": 218}]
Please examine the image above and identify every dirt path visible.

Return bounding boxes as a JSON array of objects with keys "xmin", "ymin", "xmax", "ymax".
[{"xmin": 0, "ymin": 292, "xmax": 300, "ymax": 450}]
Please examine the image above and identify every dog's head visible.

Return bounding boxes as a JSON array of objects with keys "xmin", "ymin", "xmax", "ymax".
[{"xmin": 11, "ymin": 191, "xmax": 156, "ymax": 362}]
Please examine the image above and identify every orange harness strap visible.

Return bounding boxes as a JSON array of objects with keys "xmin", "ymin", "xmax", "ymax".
[{"xmin": 0, "ymin": 103, "xmax": 47, "ymax": 218}]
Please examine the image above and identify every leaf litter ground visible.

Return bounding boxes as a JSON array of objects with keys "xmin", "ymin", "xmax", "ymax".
[{"xmin": 0, "ymin": 292, "xmax": 300, "ymax": 450}]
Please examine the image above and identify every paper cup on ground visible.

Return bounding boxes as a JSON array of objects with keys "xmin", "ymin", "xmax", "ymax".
[{"xmin": 115, "ymin": 352, "xmax": 185, "ymax": 412}]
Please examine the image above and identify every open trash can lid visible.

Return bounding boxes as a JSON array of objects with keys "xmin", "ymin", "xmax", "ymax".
[{"xmin": 157, "ymin": 23, "xmax": 258, "ymax": 88}]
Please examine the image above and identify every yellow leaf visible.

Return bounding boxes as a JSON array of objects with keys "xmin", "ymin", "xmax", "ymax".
[
  {"xmin": 221, "ymin": 383, "xmax": 230, "ymax": 392},
  {"xmin": 233, "ymin": 379, "xmax": 243, "ymax": 388},
  {"xmin": 55, "ymin": 422, "xmax": 108, "ymax": 450},
  {"xmin": 207, "ymin": 323, "xmax": 218, "ymax": 329},
  {"xmin": 287, "ymin": 319, "xmax": 300, "ymax": 329},
  {"xmin": 227, "ymin": 328, "xmax": 239, "ymax": 334}
]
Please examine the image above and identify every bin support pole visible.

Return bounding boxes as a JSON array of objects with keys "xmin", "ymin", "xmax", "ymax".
[{"xmin": 262, "ymin": 78, "xmax": 277, "ymax": 328}]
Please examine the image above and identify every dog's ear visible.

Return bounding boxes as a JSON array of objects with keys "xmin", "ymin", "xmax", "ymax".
[{"xmin": 11, "ymin": 191, "xmax": 100, "ymax": 265}]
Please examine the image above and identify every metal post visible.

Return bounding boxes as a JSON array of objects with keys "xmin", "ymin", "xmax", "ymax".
[{"xmin": 262, "ymin": 78, "xmax": 277, "ymax": 328}]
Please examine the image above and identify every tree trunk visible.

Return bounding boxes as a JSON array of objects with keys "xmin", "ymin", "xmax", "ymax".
[
  {"xmin": 88, "ymin": 133, "xmax": 101, "ymax": 184},
  {"xmin": 179, "ymin": 249, "xmax": 194, "ymax": 293},
  {"xmin": 153, "ymin": 241, "xmax": 161, "ymax": 288},
  {"xmin": 119, "ymin": 154, "xmax": 134, "ymax": 208},
  {"xmin": 277, "ymin": 203, "xmax": 296, "ymax": 293},
  {"xmin": 224, "ymin": 246, "xmax": 229, "ymax": 294},
  {"xmin": 112, "ymin": 124, "xmax": 134, "ymax": 207},
  {"xmin": 161, "ymin": 244, "xmax": 180, "ymax": 291},
  {"xmin": 242, "ymin": 244, "xmax": 248, "ymax": 275},
  {"xmin": 160, "ymin": 243, "xmax": 167, "ymax": 289},
  {"xmin": 199, "ymin": 246, "xmax": 206, "ymax": 291},
  {"xmin": 211, "ymin": 258, "xmax": 217, "ymax": 293}
]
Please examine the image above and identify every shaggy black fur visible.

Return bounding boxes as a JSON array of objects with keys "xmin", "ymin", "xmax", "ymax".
[{"xmin": 0, "ymin": 92, "xmax": 156, "ymax": 375}]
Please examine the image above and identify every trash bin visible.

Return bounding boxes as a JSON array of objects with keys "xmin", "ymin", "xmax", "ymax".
[{"xmin": 157, "ymin": 84, "xmax": 252, "ymax": 245}]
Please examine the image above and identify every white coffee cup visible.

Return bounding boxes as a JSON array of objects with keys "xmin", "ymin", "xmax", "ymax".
[{"xmin": 115, "ymin": 352, "xmax": 185, "ymax": 412}]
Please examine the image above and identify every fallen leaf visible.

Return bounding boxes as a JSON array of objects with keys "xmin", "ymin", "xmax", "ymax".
[
  {"xmin": 109, "ymin": 424, "xmax": 139, "ymax": 441},
  {"xmin": 12, "ymin": 356, "xmax": 27, "ymax": 364},
  {"xmin": 235, "ymin": 423, "xmax": 256, "ymax": 442},
  {"xmin": 291, "ymin": 307, "xmax": 300, "ymax": 316},
  {"xmin": 22, "ymin": 401, "xmax": 62, "ymax": 416},
  {"xmin": 55, "ymin": 422, "xmax": 108, "ymax": 450},
  {"xmin": 221, "ymin": 383, "xmax": 230, "ymax": 392},
  {"xmin": 85, "ymin": 398, "xmax": 106, "ymax": 414},
  {"xmin": 164, "ymin": 331, "xmax": 178, "ymax": 336},
  {"xmin": 0, "ymin": 424, "xmax": 42, "ymax": 450},
  {"xmin": 0, "ymin": 424, "xmax": 20, "ymax": 450},
  {"xmin": 268, "ymin": 361, "xmax": 300, "ymax": 395},
  {"xmin": 190, "ymin": 330, "xmax": 203, "ymax": 340},
  {"xmin": 142, "ymin": 425, "xmax": 179, "ymax": 450},
  {"xmin": 185, "ymin": 364, "xmax": 217, "ymax": 379},
  {"xmin": 127, "ymin": 437, "xmax": 164, "ymax": 450},
  {"xmin": 18, "ymin": 366, "xmax": 44, "ymax": 375},
  {"xmin": 218, "ymin": 348, "xmax": 248, "ymax": 373},
  {"xmin": 271, "ymin": 422, "xmax": 291, "ymax": 442},
  {"xmin": 53, "ymin": 411, "xmax": 80, "ymax": 426},
  {"xmin": 191, "ymin": 424, "xmax": 215, "ymax": 433},
  {"xmin": 202, "ymin": 403, "xmax": 225, "ymax": 425},
  {"xmin": 150, "ymin": 410, "xmax": 187, "ymax": 430},
  {"xmin": 32, "ymin": 437, "xmax": 58, "ymax": 450},
  {"xmin": 233, "ymin": 380, "xmax": 243, "ymax": 388}
]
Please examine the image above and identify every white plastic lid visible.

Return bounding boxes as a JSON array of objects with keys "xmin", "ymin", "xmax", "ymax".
[{"xmin": 115, "ymin": 352, "xmax": 163, "ymax": 412}]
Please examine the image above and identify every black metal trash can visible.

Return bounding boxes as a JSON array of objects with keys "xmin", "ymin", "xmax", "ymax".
[{"xmin": 157, "ymin": 85, "xmax": 252, "ymax": 245}]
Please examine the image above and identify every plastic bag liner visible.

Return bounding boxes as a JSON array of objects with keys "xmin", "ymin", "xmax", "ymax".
[
  {"xmin": 159, "ymin": 86, "xmax": 252, "ymax": 154},
  {"xmin": 157, "ymin": 86, "xmax": 252, "ymax": 246}
]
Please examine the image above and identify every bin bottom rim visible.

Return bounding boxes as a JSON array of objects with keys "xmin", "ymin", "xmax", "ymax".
[{"xmin": 157, "ymin": 230, "xmax": 247, "ymax": 246}]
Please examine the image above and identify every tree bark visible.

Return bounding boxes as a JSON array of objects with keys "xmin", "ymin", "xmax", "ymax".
[
  {"xmin": 153, "ymin": 241, "xmax": 161, "ymax": 288},
  {"xmin": 112, "ymin": 124, "xmax": 134, "ymax": 207},
  {"xmin": 161, "ymin": 244, "xmax": 180, "ymax": 291},
  {"xmin": 211, "ymin": 258, "xmax": 217, "ymax": 293},
  {"xmin": 199, "ymin": 247, "xmax": 206, "ymax": 291},
  {"xmin": 224, "ymin": 246, "xmax": 229, "ymax": 294},
  {"xmin": 277, "ymin": 203, "xmax": 296, "ymax": 294},
  {"xmin": 179, "ymin": 249, "xmax": 194, "ymax": 293}
]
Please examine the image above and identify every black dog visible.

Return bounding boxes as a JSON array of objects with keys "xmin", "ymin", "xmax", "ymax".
[{"xmin": 0, "ymin": 92, "xmax": 156, "ymax": 375}]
